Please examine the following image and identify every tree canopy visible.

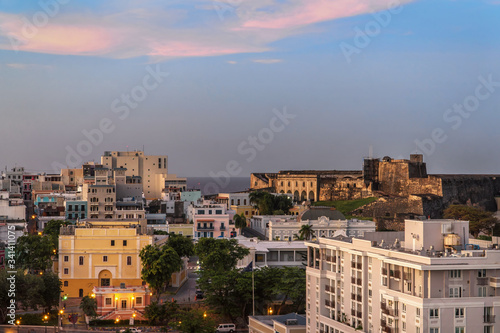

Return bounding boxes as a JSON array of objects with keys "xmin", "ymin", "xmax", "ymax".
[
  {"xmin": 176, "ymin": 308, "xmax": 216, "ymax": 333},
  {"xmin": 249, "ymin": 192, "xmax": 293, "ymax": 215},
  {"xmin": 195, "ymin": 238, "xmax": 249, "ymax": 272},
  {"xmin": 166, "ymin": 233, "xmax": 194, "ymax": 258},
  {"xmin": 234, "ymin": 213, "xmax": 247, "ymax": 235},
  {"xmin": 298, "ymin": 224, "xmax": 315, "ymax": 240},
  {"xmin": 80, "ymin": 296, "xmax": 97, "ymax": 318},
  {"xmin": 15, "ymin": 234, "xmax": 55, "ymax": 272},
  {"xmin": 139, "ymin": 244, "xmax": 183, "ymax": 301},
  {"xmin": 443, "ymin": 205, "xmax": 497, "ymax": 238}
]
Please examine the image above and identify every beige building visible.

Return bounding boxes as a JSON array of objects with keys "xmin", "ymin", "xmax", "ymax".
[
  {"xmin": 101, "ymin": 151, "xmax": 168, "ymax": 200},
  {"xmin": 249, "ymin": 313, "xmax": 306, "ymax": 333},
  {"xmin": 306, "ymin": 219, "xmax": 500, "ymax": 333}
]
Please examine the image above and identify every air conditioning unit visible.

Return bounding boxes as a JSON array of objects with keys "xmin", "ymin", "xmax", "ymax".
[{"xmin": 285, "ymin": 319, "xmax": 298, "ymax": 325}]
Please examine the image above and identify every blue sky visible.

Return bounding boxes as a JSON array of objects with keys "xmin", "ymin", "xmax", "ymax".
[{"xmin": 0, "ymin": 0, "xmax": 499, "ymax": 176}]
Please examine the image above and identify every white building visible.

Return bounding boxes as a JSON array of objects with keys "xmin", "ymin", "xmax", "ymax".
[
  {"xmin": 305, "ymin": 219, "xmax": 500, "ymax": 333},
  {"xmin": 269, "ymin": 216, "xmax": 375, "ymax": 241},
  {"xmin": 236, "ymin": 237, "xmax": 307, "ymax": 269},
  {"xmin": 250, "ymin": 215, "xmax": 297, "ymax": 238}
]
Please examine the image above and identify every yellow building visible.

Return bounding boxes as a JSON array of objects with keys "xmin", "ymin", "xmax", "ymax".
[
  {"xmin": 58, "ymin": 223, "xmax": 153, "ymax": 298},
  {"xmin": 168, "ymin": 223, "xmax": 194, "ymax": 238}
]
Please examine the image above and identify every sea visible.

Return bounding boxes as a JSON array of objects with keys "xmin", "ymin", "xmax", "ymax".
[{"xmin": 187, "ymin": 177, "xmax": 250, "ymax": 196}]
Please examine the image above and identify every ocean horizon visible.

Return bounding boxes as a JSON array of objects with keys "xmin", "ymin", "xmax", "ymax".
[{"xmin": 186, "ymin": 177, "xmax": 250, "ymax": 196}]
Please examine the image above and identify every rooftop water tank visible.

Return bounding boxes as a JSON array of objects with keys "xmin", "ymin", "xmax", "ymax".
[{"xmin": 444, "ymin": 233, "xmax": 461, "ymax": 248}]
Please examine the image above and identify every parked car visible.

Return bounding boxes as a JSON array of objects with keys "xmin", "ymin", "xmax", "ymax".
[
  {"xmin": 119, "ymin": 328, "xmax": 142, "ymax": 333},
  {"xmin": 195, "ymin": 289, "xmax": 204, "ymax": 299},
  {"xmin": 216, "ymin": 323, "xmax": 235, "ymax": 332}
]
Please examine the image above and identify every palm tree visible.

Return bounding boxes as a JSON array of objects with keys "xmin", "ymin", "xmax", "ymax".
[
  {"xmin": 234, "ymin": 213, "xmax": 247, "ymax": 235},
  {"xmin": 79, "ymin": 295, "xmax": 97, "ymax": 325},
  {"xmin": 299, "ymin": 224, "xmax": 315, "ymax": 240}
]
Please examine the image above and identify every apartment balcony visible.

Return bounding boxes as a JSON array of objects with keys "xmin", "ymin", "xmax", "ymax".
[
  {"xmin": 325, "ymin": 255, "xmax": 336, "ymax": 263},
  {"xmin": 382, "ymin": 268, "xmax": 388, "ymax": 276},
  {"xmin": 380, "ymin": 319, "xmax": 387, "ymax": 329},
  {"xmin": 325, "ymin": 285, "xmax": 334, "ymax": 293},
  {"xmin": 357, "ymin": 294, "xmax": 362, "ymax": 302},
  {"xmin": 357, "ymin": 262, "xmax": 362, "ymax": 270},
  {"xmin": 403, "ymin": 272, "xmax": 411, "ymax": 280},
  {"xmin": 325, "ymin": 300, "xmax": 334, "ymax": 309},
  {"xmin": 356, "ymin": 278, "xmax": 362, "ymax": 286},
  {"xmin": 357, "ymin": 311, "xmax": 362, "ymax": 319},
  {"xmin": 351, "ymin": 262, "xmax": 356, "ymax": 269},
  {"xmin": 220, "ymin": 226, "xmax": 226, "ymax": 231},
  {"xmin": 351, "ymin": 293, "xmax": 356, "ymax": 301},
  {"xmin": 393, "ymin": 270, "xmax": 401, "ymax": 279},
  {"xmin": 351, "ymin": 309, "xmax": 356, "ymax": 317},
  {"xmin": 197, "ymin": 226, "xmax": 215, "ymax": 231},
  {"xmin": 477, "ymin": 277, "xmax": 489, "ymax": 286},
  {"xmin": 489, "ymin": 277, "xmax": 500, "ymax": 288},
  {"xmin": 351, "ymin": 277, "xmax": 356, "ymax": 284},
  {"xmin": 484, "ymin": 315, "xmax": 495, "ymax": 323}
]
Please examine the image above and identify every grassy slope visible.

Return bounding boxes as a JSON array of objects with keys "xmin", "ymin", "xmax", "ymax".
[{"xmin": 312, "ymin": 197, "xmax": 377, "ymax": 219}]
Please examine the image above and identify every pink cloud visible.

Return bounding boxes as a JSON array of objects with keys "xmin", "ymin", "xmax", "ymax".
[{"xmin": 241, "ymin": 0, "xmax": 410, "ymax": 30}]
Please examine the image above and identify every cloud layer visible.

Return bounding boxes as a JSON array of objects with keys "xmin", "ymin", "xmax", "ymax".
[{"xmin": 0, "ymin": 0, "xmax": 415, "ymax": 60}]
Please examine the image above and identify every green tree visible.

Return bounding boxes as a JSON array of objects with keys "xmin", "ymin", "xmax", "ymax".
[
  {"xmin": 273, "ymin": 266, "xmax": 306, "ymax": 314},
  {"xmin": 298, "ymin": 224, "xmax": 315, "ymax": 241},
  {"xmin": 176, "ymin": 308, "xmax": 216, "ymax": 333},
  {"xmin": 443, "ymin": 205, "xmax": 497, "ymax": 238},
  {"xmin": 195, "ymin": 238, "xmax": 249, "ymax": 272},
  {"xmin": 145, "ymin": 301, "xmax": 179, "ymax": 328},
  {"xmin": 15, "ymin": 234, "xmax": 55, "ymax": 272},
  {"xmin": 166, "ymin": 233, "xmax": 194, "ymax": 258},
  {"xmin": 249, "ymin": 191, "xmax": 293, "ymax": 215},
  {"xmin": 234, "ymin": 213, "xmax": 247, "ymax": 235},
  {"xmin": 40, "ymin": 272, "xmax": 62, "ymax": 313},
  {"xmin": 80, "ymin": 296, "xmax": 97, "ymax": 319},
  {"xmin": 140, "ymin": 244, "xmax": 182, "ymax": 301}
]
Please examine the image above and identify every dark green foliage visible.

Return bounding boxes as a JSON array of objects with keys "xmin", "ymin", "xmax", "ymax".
[
  {"xmin": 144, "ymin": 301, "xmax": 179, "ymax": 328},
  {"xmin": 249, "ymin": 192, "xmax": 293, "ymax": 215},
  {"xmin": 15, "ymin": 234, "xmax": 55, "ymax": 272},
  {"xmin": 140, "ymin": 244, "xmax": 182, "ymax": 301},
  {"xmin": 176, "ymin": 308, "xmax": 216, "ymax": 333},
  {"xmin": 166, "ymin": 233, "xmax": 194, "ymax": 258},
  {"xmin": 195, "ymin": 238, "xmax": 249, "ymax": 272},
  {"xmin": 234, "ymin": 213, "xmax": 247, "ymax": 234},
  {"xmin": 80, "ymin": 296, "xmax": 97, "ymax": 318},
  {"xmin": 444, "ymin": 205, "xmax": 497, "ymax": 238}
]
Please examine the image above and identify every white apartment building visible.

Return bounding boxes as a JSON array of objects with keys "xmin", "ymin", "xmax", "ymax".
[
  {"xmin": 236, "ymin": 237, "xmax": 307, "ymax": 269},
  {"xmin": 269, "ymin": 217, "xmax": 375, "ymax": 241},
  {"xmin": 306, "ymin": 219, "xmax": 500, "ymax": 333}
]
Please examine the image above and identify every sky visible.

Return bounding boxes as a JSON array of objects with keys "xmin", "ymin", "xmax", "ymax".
[{"xmin": 0, "ymin": 0, "xmax": 499, "ymax": 177}]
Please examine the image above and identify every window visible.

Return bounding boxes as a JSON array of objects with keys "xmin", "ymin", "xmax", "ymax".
[
  {"xmin": 402, "ymin": 303, "xmax": 407, "ymax": 313},
  {"xmin": 455, "ymin": 308, "xmax": 464, "ymax": 318},
  {"xmin": 123, "ymin": 240, "xmax": 127, "ymax": 246},
  {"xmin": 455, "ymin": 327, "xmax": 465, "ymax": 333},
  {"xmin": 64, "ymin": 255, "xmax": 69, "ymax": 262},
  {"xmin": 449, "ymin": 287, "xmax": 462, "ymax": 298},
  {"xmin": 79, "ymin": 256, "xmax": 84, "ymax": 265},
  {"xmin": 484, "ymin": 327, "xmax": 492, "ymax": 333},
  {"xmin": 105, "ymin": 298, "xmax": 112, "ymax": 305},
  {"xmin": 215, "ymin": 210, "xmax": 222, "ymax": 214},
  {"xmin": 198, "ymin": 210, "xmax": 205, "ymax": 214},
  {"xmin": 450, "ymin": 270, "xmax": 462, "ymax": 279},
  {"xmin": 101, "ymin": 278, "xmax": 110, "ymax": 286},
  {"xmin": 103, "ymin": 256, "xmax": 108, "ymax": 262},
  {"xmin": 416, "ymin": 327, "xmax": 420, "ymax": 333},
  {"xmin": 416, "ymin": 308, "xmax": 421, "ymax": 318},
  {"xmin": 64, "ymin": 268, "xmax": 69, "ymax": 274},
  {"xmin": 64, "ymin": 281, "xmax": 68, "ymax": 287},
  {"xmin": 127, "ymin": 256, "xmax": 132, "ymax": 265},
  {"xmin": 111, "ymin": 240, "xmax": 115, "ymax": 246},
  {"xmin": 478, "ymin": 286, "xmax": 487, "ymax": 297},
  {"xmin": 430, "ymin": 309, "xmax": 439, "ymax": 319},
  {"xmin": 407, "ymin": 282, "xmax": 412, "ymax": 292},
  {"xmin": 430, "ymin": 329, "xmax": 439, "ymax": 333},
  {"xmin": 402, "ymin": 322, "xmax": 406, "ymax": 331},
  {"xmin": 136, "ymin": 297, "xmax": 142, "ymax": 305},
  {"xmin": 68, "ymin": 205, "xmax": 73, "ymax": 211}
]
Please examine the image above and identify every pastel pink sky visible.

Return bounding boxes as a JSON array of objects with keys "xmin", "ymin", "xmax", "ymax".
[{"xmin": 0, "ymin": 0, "xmax": 414, "ymax": 59}]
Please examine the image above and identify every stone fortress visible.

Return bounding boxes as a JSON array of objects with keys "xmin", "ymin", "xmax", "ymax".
[{"xmin": 251, "ymin": 154, "xmax": 500, "ymax": 227}]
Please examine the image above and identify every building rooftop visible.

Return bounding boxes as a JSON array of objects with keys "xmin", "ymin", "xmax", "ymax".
[
  {"xmin": 250, "ymin": 313, "xmax": 306, "ymax": 327},
  {"xmin": 299, "ymin": 207, "xmax": 345, "ymax": 221}
]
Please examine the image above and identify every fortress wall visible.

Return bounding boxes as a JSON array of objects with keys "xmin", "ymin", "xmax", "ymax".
[{"xmin": 439, "ymin": 176, "xmax": 500, "ymax": 211}]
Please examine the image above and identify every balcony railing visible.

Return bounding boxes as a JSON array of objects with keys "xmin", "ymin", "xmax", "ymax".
[
  {"xmin": 351, "ymin": 262, "xmax": 356, "ymax": 269},
  {"xmin": 484, "ymin": 315, "xmax": 495, "ymax": 323},
  {"xmin": 357, "ymin": 294, "xmax": 362, "ymax": 302},
  {"xmin": 197, "ymin": 225, "xmax": 215, "ymax": 230},
  {"xmin": 220, "ymin": 226, "xmax": 226, "ymax": 230},
  {"xmin": 351, "ymin": 309, "xmax": 356, "ymax": 317},
  {"xmin": 351, "ymin": 277, "xmax": 356, "ymax": 284},
  {"xmin": 325, "ymin": 300, "xmax": 334, "ymax": 308},
  {"xmin": 393, "ymin": 270, "xmax": 401, "ymax": 279},
  {"xmin": 351, "ymin": 293, "xmax": 356, "ymax": 301},
  {"xmin": 357, "ymin": 311, "xmax": 362, "ymax": 318},
  {"xmin": 477, "ymin": 277, "xmax": 489, "ymax": 286}
]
